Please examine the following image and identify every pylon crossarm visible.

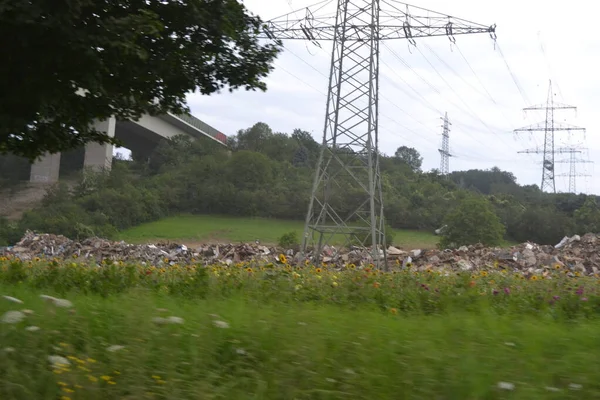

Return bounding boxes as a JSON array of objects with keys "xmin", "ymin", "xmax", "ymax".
[
  {"xmin": 260, "ymin": 1, "xmax": 494, "ymax": 42},
  {"xmin": 514, "ymin": 121, "xmax": 586, "ymax": 132}
]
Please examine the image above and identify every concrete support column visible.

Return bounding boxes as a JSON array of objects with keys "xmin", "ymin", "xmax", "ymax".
[
  {"xmin": 29, "ymin": 152, "xmax": 61, "ymax": 183},
  {"xmin": 84, "ymin": 117, "xmax": 116, "ymax": 171}
]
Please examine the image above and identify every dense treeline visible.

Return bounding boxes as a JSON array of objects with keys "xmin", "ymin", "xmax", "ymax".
[{"xmin": 1, "ymin": 122, "xmax": 599, "ymax": 247}]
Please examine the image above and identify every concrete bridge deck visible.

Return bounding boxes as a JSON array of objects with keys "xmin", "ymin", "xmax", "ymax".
[{"xmin": 29, "ymin": 113, "xmax": 227, "ymax": 183}]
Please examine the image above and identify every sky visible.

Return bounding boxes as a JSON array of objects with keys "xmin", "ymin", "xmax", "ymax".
[{"xmin": 183, "ymin": 0, "xmax": 598, "ymax": 194}]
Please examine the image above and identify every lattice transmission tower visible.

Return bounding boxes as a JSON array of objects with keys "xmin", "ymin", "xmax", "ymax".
[
  {"xmin": 514, "ymin": 80, "xmax": 586, "ymax": 193},
  {"xmin": 438, "ymin": 112, "xmax": 453, "ymax": 176},
  {"xmin": 260, "ymin": 1, "xmax": 496, "ymax": 268},
  {"xmin": 553, "ymin": 147, "xmax": 593, "ymax": 193}
]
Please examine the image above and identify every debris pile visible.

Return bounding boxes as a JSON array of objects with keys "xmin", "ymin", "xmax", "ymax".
[{"xmin": 1, "ymin": 231, "xmax": 599, "ymax": 276}]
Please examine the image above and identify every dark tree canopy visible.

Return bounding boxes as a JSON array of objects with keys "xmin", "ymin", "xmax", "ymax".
[
  {"xmin": 394, "ymin": 146, "xmax": 422, "ymax": 172},
  {"xmin": 0, "ymin": 0, "xmax": 281, "ymax": 160}
]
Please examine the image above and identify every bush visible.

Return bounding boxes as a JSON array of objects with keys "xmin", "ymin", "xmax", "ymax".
[
  {"xmin": 0, "ymin": 217, "xmax": 22, "ymax": 246},
  {"xmin": 439, "ymin": 196, "xmax": 505, "ymax": 248},
  {"xmin": 278, "ymin": 231, "xmax": 299, "ymax": 249}
]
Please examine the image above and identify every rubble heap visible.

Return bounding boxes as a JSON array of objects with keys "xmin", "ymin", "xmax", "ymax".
[{"xmin": 1, "ymin": 231, "xmax": 599, "ymax": 276}]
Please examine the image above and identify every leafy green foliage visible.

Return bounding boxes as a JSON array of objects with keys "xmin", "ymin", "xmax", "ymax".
[
  {"xmin": 440, "ymin": 196, "xmax": 505, "ymax": 248},
  {"xmin": 2, "ymin": 120, "xmax": 598, "ymax": 247},
  {"xmin": 278, "ymin": 231, "xmax": 299, "ymax": 248},
  {"xmin": 0, "ymin": 0, "xmax": 281, "ymax": 159},
  {"xmin": 394, "ymin": 145, "xmax": 422, "ymax": 172},
  {"xmin": 574, "ymin": 198, "xmax": 600, "ymax": 234}
]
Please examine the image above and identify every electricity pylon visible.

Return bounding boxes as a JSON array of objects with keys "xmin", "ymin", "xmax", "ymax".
[
  {"xmin": 438, "ymin": 112, "xmax": 452, "ymax": 177},
  {"xmin": 553, "ymin": 147, "xmax": 593, "ymax": 193},
  {"xmin": 260, "ymin": 1, "xmax": 496, "ymax": 268},
  {"xmin": 514, "ymin": 80, "xmax": 586, "ymax": 193}
]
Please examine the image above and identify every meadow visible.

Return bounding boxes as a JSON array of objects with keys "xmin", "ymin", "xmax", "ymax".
[
  {"xmin": 1, "ymin": 256, "xmax": 600, "ymax": 399},
  {"xmin": 118, "ymin": 214, "xmax": 440, "ymax": 249}
]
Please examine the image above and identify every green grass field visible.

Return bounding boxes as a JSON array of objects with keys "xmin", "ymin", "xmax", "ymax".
[
  {"xmin": 119, "ymin": 214, "xmax": 440, "ymax": 249},
  {"xmin": 2, "ymin": 285, "xmax": 600, "ymax": 400},
  {"xmin": 2, "ymin": 256, "xmax": 600, "ymax": 399}
]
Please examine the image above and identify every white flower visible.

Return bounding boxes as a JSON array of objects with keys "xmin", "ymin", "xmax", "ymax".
[
  {"xmin": 106, "ymin": 345, "xmax": 125, "ymax": 353},
  {"xmin": 545, "ymin": 387, "xmax": 560, "ymax": 392},
  {"xmin": 569, "ymin": 383, "xmax": 582, "ymax": 390},
  {"xmin": 497, "ymin": 382, "xmax": 515, "ymax": 390},
  {"xmin": 40, "ymin": 295, "xmax": 72, "ymax": 308},
  {"xmin": 25, "ymin": 326, "xmax": 40, "ymax": 332},
  {"xmin": 3, "ymin": 347, "xmax": 15, "ymax": 353},
  {"xmin": 213, "ymin": 320, "xmax": 229, "ymax": 329},
  {"xmin": 152, "ymin": 317, "xmax": 167, "ymax": 325},
  {"xmin": 3, "ymin": 296, "xmax": 23, "ymax": 304},
  {"xmin": 53, "ymin": 298, "xmax": 73, "ymax": 308},
  {"xmin": 21, "ymin": 309, "xmax": 34, "ymax": 315},
  {"xmin": 48, "ymin": 355, "xmax": 70, "ymax": 367},
  {"xmin": 1, "ymin": 310, "xmax": 25, "ymax": 324},
  {"xmin": 166, "ymin": 316, "xmax": 184, "ymax": 324}
]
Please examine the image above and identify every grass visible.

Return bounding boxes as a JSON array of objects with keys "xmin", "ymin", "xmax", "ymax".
[
  {"xmin": 2, "ymin": 285, "xmax": 600, "ymax": 400},
  {"xmin": 119, "ymin": 214, "xmax": 439, "ymax": 249},
  {"xmin": 2, "ymin": 257, "xmax": 600, "ymax": 398}
]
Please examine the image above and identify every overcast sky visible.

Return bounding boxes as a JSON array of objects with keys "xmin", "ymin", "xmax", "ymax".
[{"xmin": 185, "ymin": 0, "xmax": 597, "ymax": 194}]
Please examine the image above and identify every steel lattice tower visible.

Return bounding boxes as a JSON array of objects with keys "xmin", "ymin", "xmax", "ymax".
[
  {"xmin": 260, "ymin": 1, "xmax": 496, "ymax": 268},
  {"xmin": 553, "ymin": 147, "xmax": 593, "ymax": 193},
  {"xmin": 438, "ymin": 112, "xmax": 452, "ymax": 176},
  {"xmin": 514, "ymin": 80, "xmax": 586, "ymax": 193}
]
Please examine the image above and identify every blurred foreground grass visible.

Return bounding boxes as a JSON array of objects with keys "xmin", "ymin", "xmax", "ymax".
[{"xmin": 2, "ymin": 284, "xmax": 600, "ymax": 399}]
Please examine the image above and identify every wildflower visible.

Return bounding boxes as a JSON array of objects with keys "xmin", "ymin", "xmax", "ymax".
[
  {"xmin": 101, "ymin": 375, "xmax": 111, "ymax": 381},
  {"xmin": 107, "ymin": 345, "xmax": 125, "ymax": 352},
  {"xmin": 3, "ymin": 347, "xmax": 15, "ymax": 353},
  {"xmin": 87, "ymin": 375, "xmax": 98, "ymax": 382},
  {"xmin": 373, "ymin": 282, "xmax": 380, "ymax": 288},
  {"xmin": 213, "ymin": 320, "xmax": 230, "ymax": 329},
  {"xmin": 480, "ymin": 271, "xmax": 488, "ymax": 277},
  {"xmin": 530, "ymin": 275, "xmax": 539, "ymax": 281},
  {"xmin": 2, "ymin": 295, "xmax": 23, "ymax": 304},
  {"xmin": 390, "ymin": 308, "xmax": 398, "ymax": 315},
  {"xmin": 58, "ymin": 382, "xmax": 68, "ymax": 387},
  {"xmin": 569, "ymin": 383, "xmax": 582, "ymax": 390},
  {"xmin": 1, "ymin": 310, "xmax": 25, "ymax": 324},
  {"xmin": 497, "ymin": 382, "xmax": 515, "ymax": 390},
  {"xmin": 166, "ymin": 316, "xmax": 184, "ymax": 324},
  {"xmin": 278, "ymin": 254, "xmax": 287, "ymax": 264},
  {"xmin": 62, "ymin": 388, "xmax": 75, "ymax": 393},
  {"xmin": 25, "ymin": 325, "xmax": 40, "ymax": 332},
  {"xmin": 48, "ymin": 355, "xmax": 70, "ymax": 367},
  {"xmin": 469, "ymin": 281, "xmax": 476, "ymax": 288},
  {"xmin": 107, "ymin": 381, "xmax": 116, "ymax": 385},
  {"xmin": 332, "ymin": 281, "xmax": 338, "ymax": 287},
  {"xmin": 315, "ymin": 268, "xmax": 322, "ymax": 274},
  {"xmin": 554, "ymin": 264, "xmax": 562, "ymax": 270}
]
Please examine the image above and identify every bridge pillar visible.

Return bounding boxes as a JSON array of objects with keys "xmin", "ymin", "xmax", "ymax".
[
  {"xmin": 84, "ymin": 117, "xmax": 116, "ymax": 171},
  {"xmin": 29, "ymin": 152, "xmax": 61, "ymax": 183}
]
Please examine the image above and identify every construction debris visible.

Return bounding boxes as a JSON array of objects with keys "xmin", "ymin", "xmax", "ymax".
[{"xmin": 1, "ymin": 231, "xmax": 600, "ymax": 276}]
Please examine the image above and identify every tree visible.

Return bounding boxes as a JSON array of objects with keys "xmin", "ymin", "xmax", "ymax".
[
  {"xmin": 0, "ymin": 0, "xmax": 281, "ymax": 160},
  {"xmin": 394, "ymin": 146, "xmax": 422, "ymax": 172},
  {"xmin": 574, "ymin": 197, "xmax": 600, "ymax": 234},
  {"xmin": 439, "ymin": 196, "xmax": 505, "ymax": 248}
]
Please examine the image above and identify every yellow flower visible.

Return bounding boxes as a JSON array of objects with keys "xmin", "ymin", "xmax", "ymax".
[
  {"xmin": 62, "ymin": 388, "xmax": 75, "ymax": 393},
  {"xmin": 88, "ymin": 375, "xmax": 98, "ymax": 382},
  {"xmin": 332, "ymin": 281, "xmax": 338, "ymax": 287},
  {"xmin": 278, "ymin": 254, "xmax": 287, "ymax": 264},
  {"xmin": 101, "ymin": 375, "xmax": 111, "ymax": 381}
]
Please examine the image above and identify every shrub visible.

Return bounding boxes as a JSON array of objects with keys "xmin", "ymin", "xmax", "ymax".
[
  {"xmin": 439, "ymin": 196, "xmax": 505, "ymax": 248},
  {"xmin": 278, "ymin": 231, "xmax": 299, "ymax": 249}
]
